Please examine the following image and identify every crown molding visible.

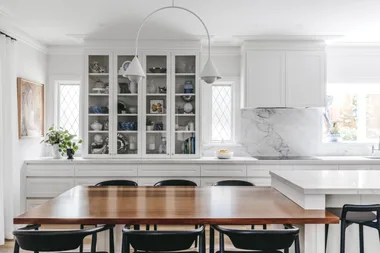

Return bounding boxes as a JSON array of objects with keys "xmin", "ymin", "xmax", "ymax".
[
  {"xmin": 47, "ymin": 46, "xmax": 84, "ymax": 55},
  {"xmin": 0, "ymin": 14, "xmax": 47, "ymax": 53}
]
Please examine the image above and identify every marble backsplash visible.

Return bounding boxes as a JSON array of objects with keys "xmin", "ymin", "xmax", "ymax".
[
  {"xmin": 241, "ymin": 108, "xmax": 322, "ymax": 156},
  {"xmin": 240, "ymin": 108, "xmax": 373, "ymax": 156}
]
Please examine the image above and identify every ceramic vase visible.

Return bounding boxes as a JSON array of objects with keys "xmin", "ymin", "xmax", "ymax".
[
  {"xmin": 66, "ymin": 148, "xmax": 75, "ymax": 160},
  {"xmin": 128, "ymin": 81, "xmax": 137, "ymax": 94},
  {"xmin": 52, "ymin": 144, "xmax": 61, "ymax": 159}
]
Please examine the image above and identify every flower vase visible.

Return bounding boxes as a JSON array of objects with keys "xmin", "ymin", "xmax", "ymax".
[
  {"xmin": 128, "ymin": 81, "xmax": 137, "ymax": 94},
  {"xmin": 66, "ymin": 148, "xmax": 75, "ymax": 160},
  {"xmin": 52, "ymin": 144, "xmax": 61, "ymax": 159}
]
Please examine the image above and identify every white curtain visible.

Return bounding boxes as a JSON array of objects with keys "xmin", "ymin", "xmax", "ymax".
[{"xmin": 0, "ymin": 35, "xmax": 17, "ymax": 245}]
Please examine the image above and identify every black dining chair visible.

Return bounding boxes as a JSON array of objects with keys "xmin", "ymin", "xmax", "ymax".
[
  {"xmin": 79, "ymin": 180, "xmax": 139, "ymax": 253},
  {"xmin": 211, "ymin": 224, "xmax": 300, "ymax": 253},
  {"xmin": 150, "ymin": 179, "xmax": 199, "ymax": 247},
  {"xmin": 13, "ymin": 224, "xmax": 115, "ymax": 253},
  {"xmin": 325, "ymin": 204, "xmax": 380, "ymax": 253},
  {"xmin": 122, "ymin": 225, "xmax": 205, "ymax": 253}
]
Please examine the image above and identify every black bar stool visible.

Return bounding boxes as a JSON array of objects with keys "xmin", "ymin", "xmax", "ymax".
[
  {"xmin": 13, "ymin": 224, "xmax": 114, "ymax": 253},
  {"xmin": 79, "ymin": 180, "xmax": 139, "ymax": 253},
  {"xmin": 211, "ymin": 224, "xmax": 300, "ymax": 253},
  {"xmin": 326, "ymin": 204, "xmax": 380, "ymax": 253},
  {"xmin": 122, "ymin": 225, "xmax": 205, "ymax": 253}
]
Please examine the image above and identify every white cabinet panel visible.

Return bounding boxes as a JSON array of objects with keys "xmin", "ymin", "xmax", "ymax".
[
  {"xmin": 246, "ymin": 51, "xmax": 285, "ymax": 108},
  {"xmin": 139, "ymin": 165, "xmax": 200, "ymax": 177},
  {"xmin": 247, "ymin": 178, "xmax": 271, "ymax": 186},
  {"xmin": 26, "ymin": 178, "xmax": 74, "ymax": 198},
  {"xmin": 339, "ymin": 165, "xmax": 371, "ymax": 170},
  {"xmin": 138, "ymin": 177, "xmax": 201, "ymax": 186},
  {"xmin": 75, "ymin": 164, "xmax": 138, "ymax": 177},
  {"xmin": 26, "ymin": 164, "xmax": 74, "ymax": 177},
  {"xmin": 75, "ymin": 177, "xmax": 139, "ymax": 186},
  {"xmin": 285, "ymin": 51, "xmax": 326, "ymax": 107},
  {"xmin": 200, "ymin": 177, "xmax": 248, "ymax": 187},
  {"xmin": 26, "ymin": 199, "xmax": 49, "ymax": 211},
  {"xmin": 201, "ymin": 165, "xmax": 247, "ymax": 177}
]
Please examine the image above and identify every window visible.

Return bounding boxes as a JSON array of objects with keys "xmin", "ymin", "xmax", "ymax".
[
  {"xmin": 57, "ymin": 81, "xmax": 80, "ymax": 136},
  {"xmin": 211, "ymin": 83, "xmax": 233, "ymax": 142},
  {"xmin": 324, "ymin": 83, "xmax": 380, "ymax": 142}
]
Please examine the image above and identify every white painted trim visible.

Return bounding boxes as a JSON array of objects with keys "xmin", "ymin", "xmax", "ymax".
[{"xmin": 47, "ymin": 46, "xmax": 84, "ymax": 55}]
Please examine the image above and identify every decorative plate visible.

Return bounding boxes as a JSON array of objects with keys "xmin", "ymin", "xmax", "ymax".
[
  {"xmin": 122, "ymin": 61, "xmax": 131, "ymax": 71},
  {"xmin": 117, "ymin": 134, "xmax": 129, "ymax": 154}
]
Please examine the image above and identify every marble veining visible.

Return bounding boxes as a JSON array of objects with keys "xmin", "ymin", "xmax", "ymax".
[{"xmin": 241, "ymin": 108, "xmax": 322, "ymax": 156}]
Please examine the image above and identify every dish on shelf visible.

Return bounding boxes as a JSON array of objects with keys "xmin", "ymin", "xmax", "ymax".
[
  {"xmin": 89, "ymin": 106, "xmax": 109, "ymax": 114},
  {"xmin": 117, "ymin": 101, "xmax": 127, "ymax": 113},
  {"xmin": 92, "ymin": 88, "xmax": 106, "ymax": 94},
  {"xmin": 128, "ymin": 107, "xmax": 137, "ymax": 114},
  {"xmin": 216, "ymin": 149, "xmax": 234, "ymax": 159},
  {"xmin": 181, "ymin": 95, "xmax": 194, "ymax": 102},
  {"xmin": 89, "ymin": 61, "xmax": 107, "ymax": 73},
  {"xmin": 117, "ymin": 133, "xmax": 129, "ymax": 154},
  {"xmin": 149, "ymin": 67, "xmax": 166, "ymax": 73},
  {"xmin": 119, "ymin": 122, "xmax": 137, "ymax": 131},
  {"xmin": 122, "ymin": 61, "xmax": 131, "ymax": 71}
]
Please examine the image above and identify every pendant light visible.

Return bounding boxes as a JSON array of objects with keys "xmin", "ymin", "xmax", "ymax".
[{"xmin": 124, "ymin": 1, "xmax": 221, "ymax": 84}]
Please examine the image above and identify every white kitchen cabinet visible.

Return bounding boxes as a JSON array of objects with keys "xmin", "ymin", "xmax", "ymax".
[
  {"xmin": 138, "ymin": 177, "xmax": 201, "ymax": 186},
  {"xmin": 200, "ymin": 177, "xmax": 247, "ymax": 187},
  {"xmin": 285, "ymin": 51, "xmax": 326, "ymax": 107},
  {"xmin": 245, "ymin": 51, "xmax": 286, "ymax": 108},
  {"xmin": 26, "ymin": 163, "xmax": 75, "ymax": 177},
  {"xmin": 243, "ymin": 42, "xmax": 326, "ymax": 108},
  {"xmin": 26, "ymin": 199, "xmax": 49, "ymax": 211},
  {"xmin": 26, "ymin": 178, "xmax": 75, "ymax": 198},
  {"xmin": 201, "ymin": 165, "xmax": 247, "ymax": 177},
  {"xmin": 139, "ymin": 164, "xmax": 200, "ymax": 177},
  {"xmin": 74, "ymin": 177, "xmax": 139, "ymax": 186},
  {"xmin": 75, "ymin": 163, "xmax": 138, "ymax": 177}
]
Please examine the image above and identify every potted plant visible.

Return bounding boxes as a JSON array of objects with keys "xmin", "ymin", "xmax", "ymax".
[
  {"xmin": 146, "ymin": 119, "xmax": 154, "ymax": 131},
  {"xmin": 41, "ymin": 126, "xmax": 82, "ymax": 159}
]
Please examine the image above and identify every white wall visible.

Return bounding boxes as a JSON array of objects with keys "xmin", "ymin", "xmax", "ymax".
[{"xmin": 14, "ymin": 41, "xmax": 47, "ymax": 215}]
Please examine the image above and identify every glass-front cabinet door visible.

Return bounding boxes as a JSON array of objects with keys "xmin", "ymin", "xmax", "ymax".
[
  {"xmin": 142, "ymin": 52, "xmax": 171, "ymax": 157},
  {"xmin": 113, "ymin": 54, "xmax": 140, "ymax": 157},
  {"xmin": 85, "ymin": 53, "xmax": 113, "ymax": 157},
  {"xmin": 171, "ymin": 53, "xmax": 199, "ymax": 157}
]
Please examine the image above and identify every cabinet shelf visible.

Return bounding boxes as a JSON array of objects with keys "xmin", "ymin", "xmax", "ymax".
[
  {"xmin": 89, "ymin": 130, "xmax": 109, "ymax": 133},
  {"xmin": 146, "ymin": 131, "xmax": 166, "ymax": 133},
  {"xmin": 89, "ymin": 73, "xmax": 109, "ymax": 76},
  {"xmin": 89, "ymin": 93, "xmax": 109, "ymax": 96},
  {"xmin": 146, "ymin": 73, "xmax": 167, "ymax": 76},
  {"xmin": 118, "ymin": 131, "xmax": 138, "ymax": 133},
  {"xmin": 118, "ymin": 114, "xmax": 138, "ymax": 116},
  {"xmin": 118, "ymin": 93, "xmax": 138, "ymax": 96},
  {"xmin": 146, "ymin": 114, "xmax": 166, "ymax": 116},
  {"xmin": 175, "ymin": 131, "xmax": 195, "ymax": 133},
  {"xmin": 175, "ymin": 114, "xmax": 195, "ymax": 116},
  {"xmin": 175, "ymin": 73, "xmax": 196, "ymax": 76},
  {"xmin": 175, "ymin": 93, "xmax": 195, "ymax": 96},
  {"xmin": 146, "ymin": 93, "xmax": 166, "ymax": 96},
  {"xmin": 89, "ymin": 114, "xmax": 109, "ymax": 116}
]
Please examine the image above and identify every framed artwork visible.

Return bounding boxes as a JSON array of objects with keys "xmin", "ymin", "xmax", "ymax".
[
  {"xmin": 150, "ymin": 100, "xmax": 164, "ymax": 114},
  {"xmin": 17, "ymin": 78, "xmax": 44, "ymax": 139}
]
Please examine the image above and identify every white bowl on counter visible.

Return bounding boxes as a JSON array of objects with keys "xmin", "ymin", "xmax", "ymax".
[{"xmin": 216, "ymin": 150, "xmax": 234, "ymax": 159}]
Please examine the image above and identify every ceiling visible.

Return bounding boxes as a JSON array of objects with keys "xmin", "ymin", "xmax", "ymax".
[{"xmin": 1, "ymin": 0, "xmax": 380, "ymax": 46}]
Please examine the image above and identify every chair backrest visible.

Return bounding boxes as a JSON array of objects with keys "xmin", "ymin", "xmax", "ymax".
[
  {"xmin": 14, "ymin": 229, "xmax": 91, "ymax": 252},
  {"xmin": 154, "ymin": 179, "xmax": 197, "ymax": 186},
  {"xmin": 122, "ymin": 225, "xmax": 204, "ymax": 252},
  {"xmin": 95, "ymin": 180, "xmax": 138, "ymax": 186},
  {"xmin": 342, "ymin": 204, "xmax": 380, "ymax": 221},
  {"xmin": 213, "ymin": 180, "xmax": 254, "ymax": 186},
  {"xmin": 212, "ymin": 225, "xmax": 299, "ymax": 252}
]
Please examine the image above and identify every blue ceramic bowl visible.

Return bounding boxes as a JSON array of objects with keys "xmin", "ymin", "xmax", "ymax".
[
  {"xmin": 119, "ymin": 122, "xmax": 137, "ymax": 131},
  {"xmin": 89, "ymin": 106, "xmax": 109, "ymax": 114}
]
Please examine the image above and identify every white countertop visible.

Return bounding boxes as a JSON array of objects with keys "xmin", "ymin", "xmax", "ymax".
[
  {"xmin": 24, "ymin": 156, "xmax": 380, "ymax": 165},
  {"xmin": 270, "ymin": 170, "xmax": 380, "ymax": 194}
]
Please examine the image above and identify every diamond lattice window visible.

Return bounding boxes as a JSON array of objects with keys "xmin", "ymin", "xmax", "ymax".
[
  {"xmin": 212, "ymin": 85, "xmax": 232, "ymax": 141},
  {"xmin": 59, "ymin": 82, "xmax": 80, "ymax": 136}
]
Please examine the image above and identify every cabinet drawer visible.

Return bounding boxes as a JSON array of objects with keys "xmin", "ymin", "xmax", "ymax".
[
  {"xmin": 75, "ymin": 164, "xmax": 138, "ymax": 177},
  {"xmin": 139, "ymin": 165, "xmax": 200, "ymax": 177},
  {"xmin": 201, "ymin": 165, "xmax": 246, "ymax": 177},
  {"xmin": 138, "ymin": 177, "xmax": 201, "ymax": 186},
  {"xmin": 26, "ymin": 178, "xmax": 74, "ymax": 198},
  {"xmin": 292, "ymin": 165, "xmax": 339, "ymax": 170},
  {"xmin": 26, "ymin": 199, "xmax": 49, "ymax": 211},
  {"xmin": 247, "ymin": 178, "xmax": 271, "ymax": 187},
  {"xmin": 200, "ymin": 177, "xmax": 247, "ymax": 187},
  {"xmin": 26, "ymin": 164, "xmax": 74, "ymax": 177},
  {"xmin": 75, "ymin": 177, "xmax": 139, "ymax": 186}
]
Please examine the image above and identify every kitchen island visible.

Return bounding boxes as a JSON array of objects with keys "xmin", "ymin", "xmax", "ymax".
[{"xmin": 270, "ymin": 170, "xmax": 380, "ymax": 253}]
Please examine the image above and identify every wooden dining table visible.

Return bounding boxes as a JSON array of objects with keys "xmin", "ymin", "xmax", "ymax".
[{"xmin": 14, "ymin": 186, "xmax": 339, "ymax": 253}]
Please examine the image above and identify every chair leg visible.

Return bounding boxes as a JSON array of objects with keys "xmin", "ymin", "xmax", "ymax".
[
  {"xmin": 90, "ymin": 233, "xmax": 97, "ymax": 253},
  {"xmin": 79, "ymin": 224, "xmax": 84, "ymax": 253},
  {"xmin": 154, "ymin": 224, "xmax": 157, "ymax": 230},
  {"xmin": 295, "ymin": 233, "xmax": 301, "ymax": 253},
  {"xmin": 146, "ymin": 224, "xmax": 150, "ymax": 230},
  {"xmin": 194, "ymin": 224, "xmax": 198, "ymax": 248},
  {"xmin": 251, "ymin": 224, "xmax": 255, "ymax": 229},
  {"xmin": 359, "ymin": 224, "xmax": 364, "ymax": 253},
  {"xmin": 109, "ymin": 227, "xmax": 114, "ymax": 253},
  {"xmin": 13, "ymin": 241, "xmax": 20, "ymax": 253},
  {"xmin": 209, "ymin": 226, "xmax": 215, "ymax": 253},
  {"xmin": 219, "ymin": 230, "xmax": 225, "ymax": 253},
  {"xmin": 134, "ymin": 224, "xmax": 140, "ymax": 230},
  {"xmin": 263, "ymin": 224, "xmax": 267, "ymax": 230},
  {"xmin": 340, "ymin": 221, "xmax": 346, "ymax": 253},
  {"xmin": 325, "ymin": 224, "xmax": 329, "ymax": 252}
]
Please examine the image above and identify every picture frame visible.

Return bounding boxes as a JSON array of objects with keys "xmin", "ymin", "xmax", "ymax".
[
  {"xmin": 17, "ymin": 78, "xmax": 44, "ymax": 139},
  {"xmin": 150, "ymin": 100, "xmax": 164, "ymax": 114}
]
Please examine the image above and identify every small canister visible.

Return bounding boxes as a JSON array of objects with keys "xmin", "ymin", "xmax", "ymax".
[{"xmin": 184, "ymin": 80, "xmax": 194, "ymax": 93}]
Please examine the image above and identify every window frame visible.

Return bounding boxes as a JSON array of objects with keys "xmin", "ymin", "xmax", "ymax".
[
  {"xmin": 324, "ymin": 82, "xmax": 380, "ymax": 144},
  {"xmin": 53, "ymin": 77, "xmax": 82, "ymax": 139},
  {"xmin": 202, "ymin": 77, "xmax": 240, "ymax": 145}
]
